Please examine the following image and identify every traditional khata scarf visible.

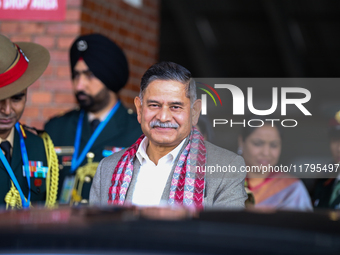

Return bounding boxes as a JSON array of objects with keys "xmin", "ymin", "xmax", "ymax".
[{"xmin": 108, "ymin": 127, "xmax": 206, "ymax": 209}]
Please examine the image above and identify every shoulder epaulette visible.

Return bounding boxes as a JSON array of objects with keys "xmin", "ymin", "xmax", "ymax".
[{"xmin": 22, "ymin": 124, "xmax": 45, "ymax": 136}]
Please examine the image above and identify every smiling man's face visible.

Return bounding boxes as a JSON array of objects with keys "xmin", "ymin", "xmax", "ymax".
[
  {"xmin": 0, "ymin": 89, "xmax": 27, "ymax": 139},
  {"xmin": 134, "ymin": 79, "xmax": 201, "ymax": 151}
]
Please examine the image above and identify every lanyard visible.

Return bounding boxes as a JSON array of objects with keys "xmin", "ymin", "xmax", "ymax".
[
  {"xmin": 0, "ymin": 123, "xmax": 30, "ymax": 208},
  {"xmin": 71, "ymin": 101, "xmax": 121, "ymax": 173}
]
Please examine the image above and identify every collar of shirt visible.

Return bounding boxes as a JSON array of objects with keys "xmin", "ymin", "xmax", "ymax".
[
  {"xmin": 0, "ymin": 127, "xmax": 14, "ymax": 155},
  {"xmin": 136, "ymin": 136, "xmax": 187, "ymax": 166},
  {"xmin": 87, "ymin": 108, "xmax": 111, "ymax": 122}
]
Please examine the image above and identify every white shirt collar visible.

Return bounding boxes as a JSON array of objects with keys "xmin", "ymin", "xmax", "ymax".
[
  {"xmin": 136, "ymin": 136, "xmax": 187, "ymax": 166},
  {"xmin": 0, "ymin": 127, "xmax": 14, "ymax": 148}
]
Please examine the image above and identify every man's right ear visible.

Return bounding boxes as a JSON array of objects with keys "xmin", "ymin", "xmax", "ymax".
[{"xmin": 134, "ymin": 96, "xmax": 142, "ymax": 124}]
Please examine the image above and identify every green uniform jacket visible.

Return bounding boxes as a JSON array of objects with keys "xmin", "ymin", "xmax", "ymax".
[
  {"xmin": 44, "ymin": 104, "xmax": 142, "ymax": 202},
  {"xmin": 0, "ymin": 128, "xmax": 48, "ymax": 208}
]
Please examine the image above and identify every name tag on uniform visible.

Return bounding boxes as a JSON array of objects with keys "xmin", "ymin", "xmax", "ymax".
[
  {"xmin": 102, "ymin": 146, "xmax": 125, "ymax": 157},
  {"xmin": 22, "ymin": 161, "xmax": 48, "ymax": 178}
]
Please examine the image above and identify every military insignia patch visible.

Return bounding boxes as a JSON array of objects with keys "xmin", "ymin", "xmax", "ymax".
[
  {"xmin": 22, "ymin": 161, "xmax": 48, "ymax": 178},
  {"xmin": 34, "ymin": 178, "xmax": 43, "ymax": 187},
  {"xmin": 55, "ymin": 146, "xmax": 74, "ymax": 155},
  {"xmin": 77, "ymin": 40, "xmax": 88, "ymax": 51},
  {"xmin": 61, "ymin": 155, "xmax": 72, "ymax": 166}
]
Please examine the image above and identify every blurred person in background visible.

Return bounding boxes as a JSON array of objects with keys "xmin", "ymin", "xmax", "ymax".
[
  {"xmin": 44, "ymin": 34, "xmax": 142, "ymax": 205},
  {"xmin": 313, "ymin": 111, "xmax": 340, "ymax": 209},
  {"xmin": 0, "ymin": 34, "xmax": 58, "ymax": 209},
  {"xmin": 238, "ymin": 117, "xmax": 312, "ymax": 211},
  {"xmin": 195, "ymin": 116, "xmax": 255, "ymax": 207}
]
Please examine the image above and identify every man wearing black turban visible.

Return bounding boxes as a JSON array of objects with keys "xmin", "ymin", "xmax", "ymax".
[{"xmin": 44, "ymin": 34, "xmax": 142, "ymax": 205}]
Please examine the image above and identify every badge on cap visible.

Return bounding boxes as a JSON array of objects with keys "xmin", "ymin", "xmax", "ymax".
[{"xmin": 77, "ymin": 40, "xmax": 88, "ymax": 51}]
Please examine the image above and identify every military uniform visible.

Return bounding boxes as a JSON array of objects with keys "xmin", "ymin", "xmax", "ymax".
[
  {"xmin": 0, "ymin": 34, "xmax": 56, "ymax": 209},
  {"xmin": 44, "ymin": 103, "xmax": 142, "ymax": 203},
  {"xmin": 0, "ymin": 127, "xmax": 52, "ymax": 208},
  {"xmin": 313, "ymin": 178, "xmax": 340, "ymax": 209}
]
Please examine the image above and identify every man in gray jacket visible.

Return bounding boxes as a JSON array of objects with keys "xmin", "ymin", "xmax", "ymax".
[{"xmin": 90, "ymin": 61, "xmax": 247, "ymax": 209}]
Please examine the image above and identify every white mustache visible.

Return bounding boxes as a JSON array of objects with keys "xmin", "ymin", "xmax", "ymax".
[{"xmin": 150, "ymin": 120, "xmax": 179, "ymax": 129}]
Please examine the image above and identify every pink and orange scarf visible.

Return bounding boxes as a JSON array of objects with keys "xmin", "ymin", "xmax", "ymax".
[{"xmin": 108, "ymin": 127, "xmax": 206, "ymax": 209}]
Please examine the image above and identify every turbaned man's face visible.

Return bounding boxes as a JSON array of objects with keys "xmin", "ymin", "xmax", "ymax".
[
  {"xmin": 72, "ymin": 59, "xmax": 111, "ymax": 113},
  {"xmin": 135, "ymin": 79, "xmax": 201, "ymax": 150}
]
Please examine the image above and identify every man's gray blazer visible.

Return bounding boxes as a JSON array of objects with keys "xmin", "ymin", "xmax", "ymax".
[{"xmin": 90, "ymin": 139, "xmax": 247, "ymax": 209}]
